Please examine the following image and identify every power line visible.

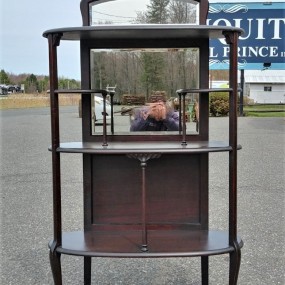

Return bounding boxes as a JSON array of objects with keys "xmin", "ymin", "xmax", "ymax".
[
  {"xmin": 92, "ymin": 20, "xmax": 133, "ymax": 24},
  {"xmin": 92, "ymin": 10, "xmax": 136, "ymax": 19},
  {"xmin": 92, "ymin": 17, "xmax": 131, "ymax": 22}
]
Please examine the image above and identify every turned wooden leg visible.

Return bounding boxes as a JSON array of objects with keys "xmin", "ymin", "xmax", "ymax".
[
  {"xmin": 201, "ymin": 256, "xmax": 209, "ymax": 285},
  {"xmin": 49, "ymin": 249, "xmax": 62, "ymax": 285},
  {"xmin": 229, "ymin": 242, "xmax": 241, "ymax": 285},
  {"xmin": 84, "ymin": 256, "xmax": 92, "ymax": 285}
]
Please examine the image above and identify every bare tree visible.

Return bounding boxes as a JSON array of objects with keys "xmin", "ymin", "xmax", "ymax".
[{"xmin": 168, "ymin": 0, "xmax": 196, "ymax": 24}]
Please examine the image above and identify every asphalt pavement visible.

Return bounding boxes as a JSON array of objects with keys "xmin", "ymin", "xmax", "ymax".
[{"xmin": 0, "ymin": 106, "xmax": 284, "ymax": 285}]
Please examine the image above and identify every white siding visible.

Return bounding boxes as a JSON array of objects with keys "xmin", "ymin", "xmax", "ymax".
[
  {"xmin": 243, "ymin": 70, "xmax": 285, "ymax": 103},
  {"xmin": 247, "ymin": 83, "xmax": 285, "ymax": 103}
]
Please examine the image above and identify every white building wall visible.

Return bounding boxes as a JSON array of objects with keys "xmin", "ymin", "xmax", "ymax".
[{"xmin": 248, "ymin": 83, "xmax": 285, "ymax": 104}]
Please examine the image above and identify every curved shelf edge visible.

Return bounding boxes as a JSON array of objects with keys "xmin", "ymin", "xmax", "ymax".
[
  {"xmin": 48, "ymin": 141, "xmax": 242, "ymax": 154},
  {"xmin": 43, "ymin": 24, "xmax": 244, "ymax": 41},
  {"xmin": 177, "ymin": 88, "xmax": 243, "ymax": 94},
  {"xmin": 49, "ymin": 230, "xmax": 243, "ymax": 258},
  {"xmin": 49, "ymin": 89, "xmax": 107, "ymax": 95},
  {"xmin": 49, "ymin": 88, "xmax": 243, "ymax": 95},
  {"xmin": 177, "ymin": 88, "xmax": 233, "ymax": 94}
]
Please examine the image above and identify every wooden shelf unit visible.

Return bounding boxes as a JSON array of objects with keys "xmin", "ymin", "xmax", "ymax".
[{"xmin": 44, "ymin": 0, "xmax": 244, "ymax": 284}]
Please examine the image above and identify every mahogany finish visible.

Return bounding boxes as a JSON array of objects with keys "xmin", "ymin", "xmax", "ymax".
[
  {"xmin": 44, "ymin": 0, "xmax": 243, "ymax": 284},
  {"xmin": 54, "ymin": 230, "xmax": 243, "ymax": 258}
]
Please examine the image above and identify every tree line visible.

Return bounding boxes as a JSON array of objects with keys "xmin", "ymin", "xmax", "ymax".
[
  {"xmin": 0, "ymin": 69, "xmax": 80, "ymax": 94},
  {"xmin": 92, "ymin": 49, "xmax": 199, "ymax": 101}
]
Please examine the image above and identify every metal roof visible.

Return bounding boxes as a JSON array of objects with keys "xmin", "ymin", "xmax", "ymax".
[{"xmin": 244, "ymin": 70, "xmax": 285, "ymax": 84}]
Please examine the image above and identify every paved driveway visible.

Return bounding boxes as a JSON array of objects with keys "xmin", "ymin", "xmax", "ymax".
[{"xmin": 0, "ymin": 107, "xmax": 284, "ymax": 284}]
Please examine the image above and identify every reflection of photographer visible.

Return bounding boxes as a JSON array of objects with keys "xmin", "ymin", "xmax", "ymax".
[{"xmin": 130, "ymin": 100, "xmax": 179, "ymax": 131}]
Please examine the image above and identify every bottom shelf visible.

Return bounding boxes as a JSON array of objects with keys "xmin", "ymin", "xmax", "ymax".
[{"xmin": 51, "ymin": 230, "xmax": 243, "ymax": 258}]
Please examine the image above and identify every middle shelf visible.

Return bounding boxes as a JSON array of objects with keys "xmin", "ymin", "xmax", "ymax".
[{"xmin": 50, "ymin": 141, "xmax": 242, "ymax": 154}]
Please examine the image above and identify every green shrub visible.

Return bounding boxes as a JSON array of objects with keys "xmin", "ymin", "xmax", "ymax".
[{"xmin": 209, "ymin": 92, "xmax": 229, "ymax": 117}]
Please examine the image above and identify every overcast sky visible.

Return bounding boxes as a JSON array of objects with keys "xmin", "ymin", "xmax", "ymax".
[
  {"xmin": 1, "ymin": 0, "xmax": 282, "ymax": 80},
  {"xmin": 0, "ymin": 0, "xmax": 150, "ymax": 80}
]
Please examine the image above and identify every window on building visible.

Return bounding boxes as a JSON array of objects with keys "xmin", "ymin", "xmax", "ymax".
[{"xmin": 264, "ymin": 86, "xmax": 272, "ymax": 91}]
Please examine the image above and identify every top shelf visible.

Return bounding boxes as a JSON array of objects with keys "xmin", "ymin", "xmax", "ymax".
[{"xmin": 43, "ymin": 24, "xmax": 244, "ymax": 42}]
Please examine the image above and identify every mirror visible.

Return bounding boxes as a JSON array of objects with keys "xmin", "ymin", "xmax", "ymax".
[
  {"xmin": 88, "ymin": 0, "xmax": 200, "ymax": 136},
  {"xmin": 89, "ymin": 0, "xmax": 198, "ymax": 25},
  {"xmin": 90, "ymin": 48, "xmax": 200, "ymax": 135}
]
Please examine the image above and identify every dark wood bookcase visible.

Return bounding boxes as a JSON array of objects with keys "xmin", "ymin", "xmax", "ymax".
[{"xmin": 43, "ymin": 1, "xmax": 244, "ymax": 284}]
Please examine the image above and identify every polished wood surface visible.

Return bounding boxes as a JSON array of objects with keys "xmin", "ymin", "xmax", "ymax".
[
  {"xmin": 43, "ymin": 24, "xmax": 243, "ymax": 43},
  {"xmin": 52, "ymin": 230, "xmax": 243, "ymax": 258},
  {"xmin": 91, "ymin": 154, "xmax": 202, "ymax": 226}
]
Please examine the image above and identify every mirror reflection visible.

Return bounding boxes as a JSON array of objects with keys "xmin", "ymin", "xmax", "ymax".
[
  {"xmin": 89, "ymin": 0, "xmax": 197, "ymax": 25},
  {"xmin": 90, "ymin": 48, "xmax": 200, "ymax": 135},
  {"xmin": 88, "ymin": 0, "xmax": 200, "ymax": 136}
]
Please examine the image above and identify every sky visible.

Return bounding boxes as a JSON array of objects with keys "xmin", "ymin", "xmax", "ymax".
[
  {"xmin": 0, "ymin": 0, "xmax": 149, "ymax": 80},
  {"xmin": 1, "ymin": 0, "xmax": 283, "ymax": 80}
]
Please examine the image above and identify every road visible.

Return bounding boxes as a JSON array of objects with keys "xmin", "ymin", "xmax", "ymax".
[{"xmin": 0, "ymin": 107, "xmax": 284, "ymax": 284}]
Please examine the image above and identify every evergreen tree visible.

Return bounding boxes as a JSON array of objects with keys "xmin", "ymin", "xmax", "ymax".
[
  {"xmin": 25, "ymin": 74, "xmax": 38, "ymax": 93},
  {"xmin": 92, "ymin": 52, "xmax": 107, "ymax": 89},
  {"xmin": 38, "ymin": 76, "xmax": 49, "ymax": 92},
  {"xmin": 146, "ymin": 0, "xmax": 170, "ymax": 24},
  {"xmin": 141, "ymin": 52, "xmax": 166, "ymax": 99},
  {"xmin": 0, "ymin": 69, "xmax": 11, "ymax": 85},
  {"xmin": 58, "ymin": 77, "xmax": 80, "ymax": 90}
]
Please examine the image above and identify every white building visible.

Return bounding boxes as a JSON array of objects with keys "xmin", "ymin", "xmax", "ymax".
[{"xmin": 243, "ymin": 70, "xmax": 285, "ymax": 104}]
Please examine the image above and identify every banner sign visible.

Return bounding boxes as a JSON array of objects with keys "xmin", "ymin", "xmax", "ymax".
[{"xmin": 208, "ymin": 2, "xmax": 285, "ymax": 70}]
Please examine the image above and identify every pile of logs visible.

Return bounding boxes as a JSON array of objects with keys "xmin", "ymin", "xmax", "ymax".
[
  {"xmin": 148, "ymin": 91, "xmax": 167, "ymax": 103},
  {"xmin": 121, "ymin": 94, "xmax": 145, "ymax": 105}
]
